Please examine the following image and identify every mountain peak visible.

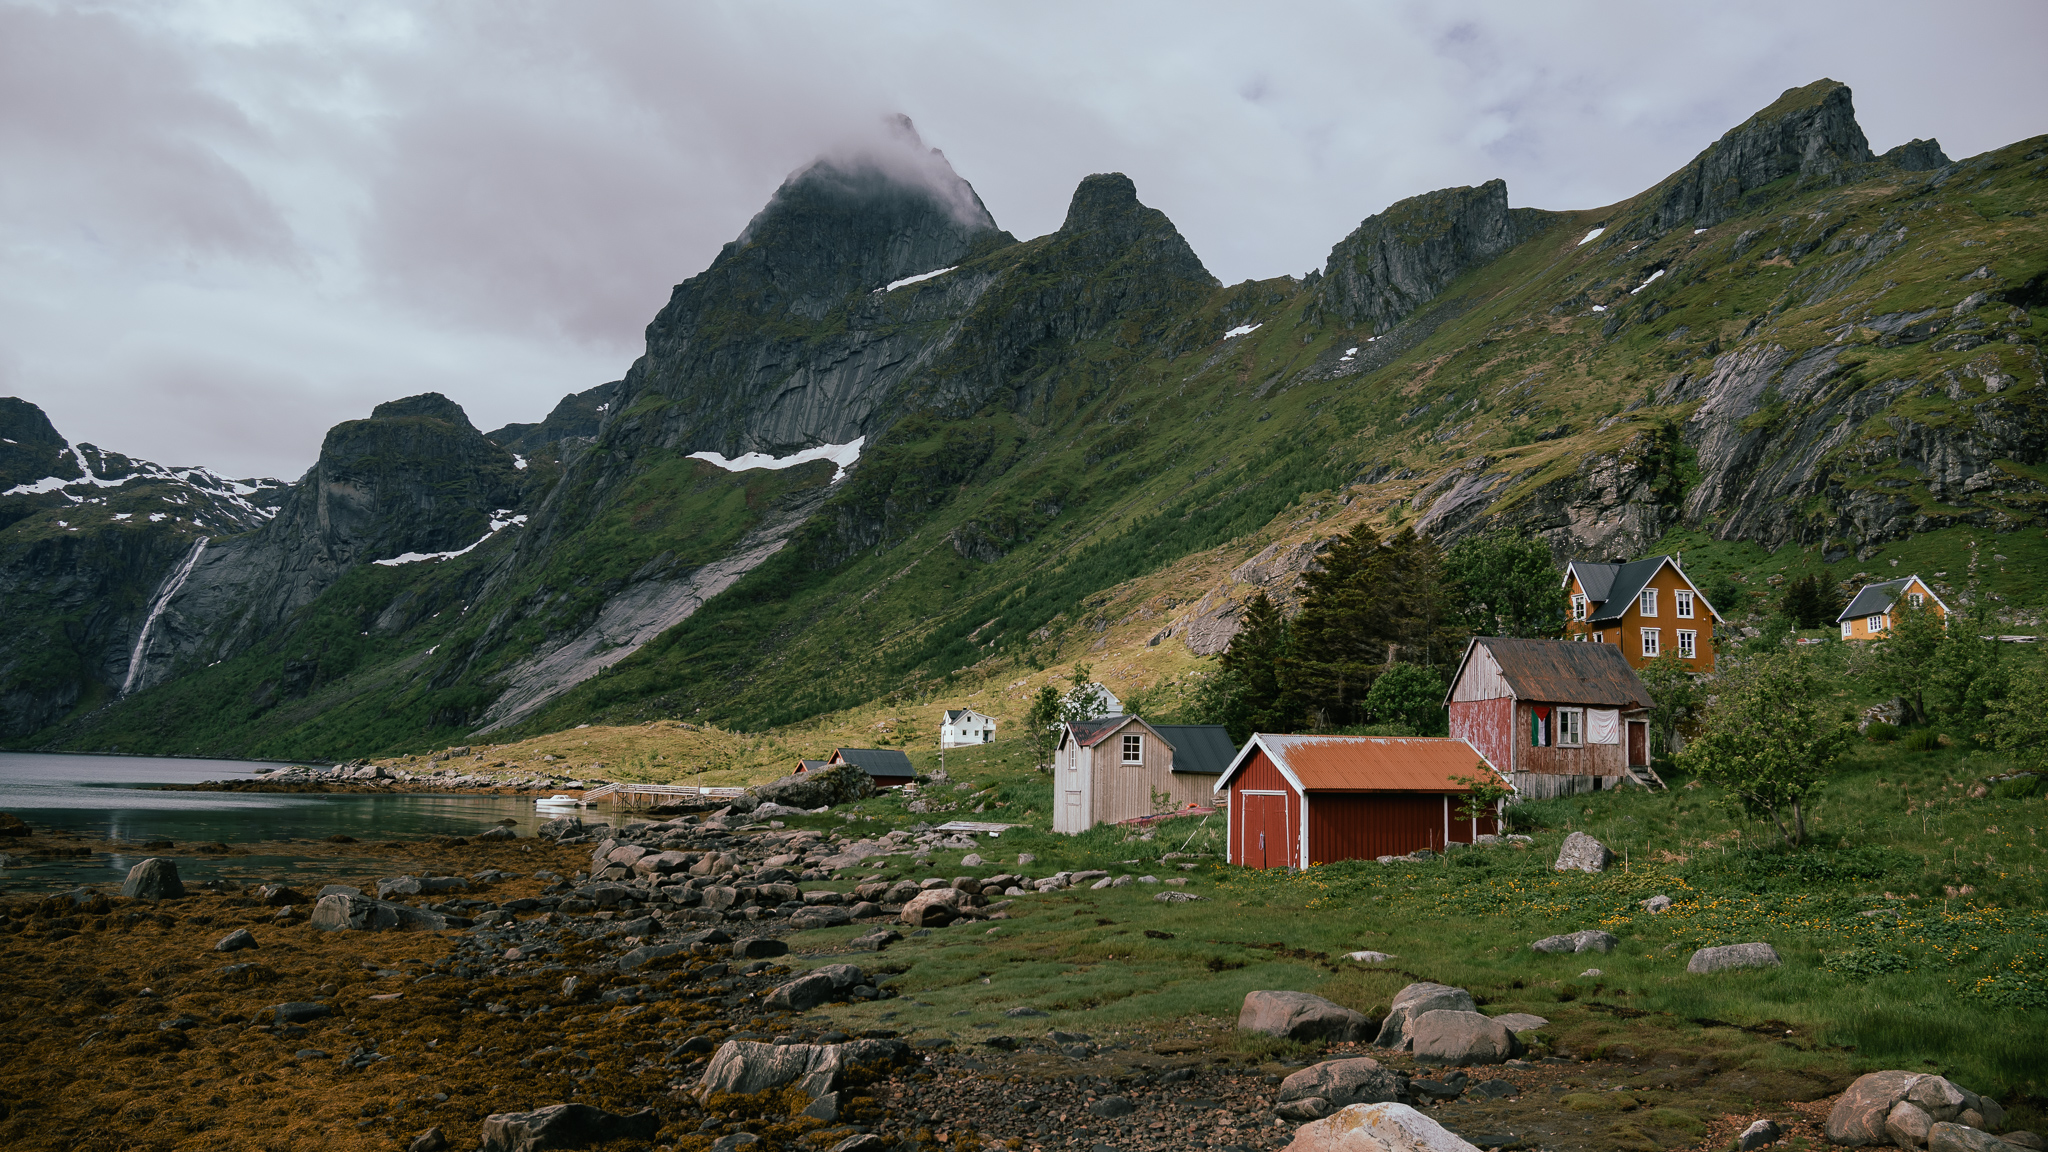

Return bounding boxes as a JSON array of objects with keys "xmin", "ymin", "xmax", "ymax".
[
  {"xmin": 370, "ymin": 393, "xmax": 475, "ymax": 428},
  {"xmin": 1061, "ymin": 172, "xmax": 1143, "ymax": 232},
  {"xmin": 1639, "ymin": 78, "xmax": 1874, "ymax": 234}
]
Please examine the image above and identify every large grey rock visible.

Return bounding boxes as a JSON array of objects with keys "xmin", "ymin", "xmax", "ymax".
[
  {"xmin": 1829, "ymin": 1072, "xmax": 1978, "ymax": 1146},
  {"xmin": 1373, "ymin": 983, "xmax": 1475, "ymax": 1050},
  {"xmin": 764, "ymin": 964, "xmax": 866, "ymax": 1011},
  {"xmin": 477, "ymin": 1103, "xmax": 658, "ymax": 1152},
  {"xmin": 1929, "ymin": 1125, "xmax": 2020, "ymax": 1152},
  {"xmin": 1553, "ymin": 832, "xmax": 1611, "ymax": 873},
  {"xmin": 1239, "ymin": 990, "xmax": 1374, "ymax": 1043},
  {"xmin": 1686, "ymin": 942, "xmax": 1781, "ymax": 974},
  {"xmin": 309, "ymin": 893, "xmax": 473, "ymax": 932},
  {"xmin": 753, "ymin": 762, "xmax": 876, "ymax": 810},
  {"xmin": 631, "ymin": 850, "xmax": 693, "ymax": 878},
  {"xmin": 1530, "ymin": 929, "xmax": 1617, "ymax": 954},
  {"xmin": 121, "ymin": 857, "xmax": 185, "ymax": 900},
  {"xmin": 1409, "ymin": 1010, "xmax": 1522, "ymax": 1066},
  {"xmin": 900, "ymin": 887, "xmax": 971, "ymax": 927},
  {"xmin": 1280, "ymin": 1101, "xmax": 1483, "ymax": 1152},
  {"xmin": 1738, "ymin": 1120, "xmax": 1783, "ymax": 1151},
  {"xmin": 790, "ymin": 905, "xmax": 854, "ymax": 930},
  {"xmin": 1489, "ymin": 1013, "xmax": 1548, "ymax": 1033},
  {"xmin": 1278, "ymin": 1057, "xmax": 1408, "ymax": 1118},
  {"xmin": 695, "ymin": 1038, "xmax": 907, "ymax": 1099},
  {"xmin": 214, "ymin": 929, "xmax": 258, "ymax": 953}
]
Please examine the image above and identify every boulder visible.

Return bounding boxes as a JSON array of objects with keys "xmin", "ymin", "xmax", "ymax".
[
  {"xmin": 1373, "ymin": 983, "xmax": 1476, "ymax": 1050},
  {"xmin": 1890, "ymin": 1102, "xmax": 1937, "ymax": 1148},
  {"xmin": 1410, "ymin": 1010, "xmax": 1522, "ymax": 1065},
  {"xmin": 695, "ymin": 1037, "xmax": 907, "ymax": 1099},
  {"xmin": 477, "ymin": 1103, "xmax": 659, "ymax": 1152},
  {"xmin": 1240, "ymin": 990, "xmax": 1374, "ymax": 1043},
  {"xmin": 615, "ymin": 944, "xmax": 690, "ymax": 973},
  {"xmin": 1345, "ymin": 950, "xmax": 1397, "ymax": 963},
  {"xmin": 536, "ymin": 817, "xmax": 581, "ymax": 841},
  {"xmin": 1738, "ymin": 1120, "xmax": 1783, "ymax": 1151},
  {"xmin": 900, "ymin": 887, "xmax": 972, "ymax": 927},
  {"xmin": 408, "ymin": 1126, "xmax": 448, "ymax": 1152},
  {"xmin": 257, "ymin": 884, "xmax": 307, "ymax": 906},
  {"xmin": 1281, "ymin": 1101, "xmax": 1483, "ymax": 1152},
  {"xmin": 752, "ymin": 763, "xmax": 875, "ymax": 810},
  {"xmin": 1686, "ymin": 943, "xmax": 1781, "ymax": 974},
  {"xmin": 764, "ymin": 964, "xmax": 866, "ymax": 1011},
  {"xmin": 121, "ymin": 858, "xmax": 185, "ymax": 900},
  {"xmin": 732, "ymin": 938, "xmax": 789, "ymax": 960},
  {"xmin": 1530, "ymin": 930, "xmax": 1617, "ymax": 954},
  {"xmin": 1489, "ymin": 1013, "xmax": 1548, "ymax": 1033},
  {"xmin": 1278, "ymin": 1057, "xmax": 1408, "ymax": 1118},
  {"xmin": 1828, "ymin": 1072, "xmax": 1981, "ymax": 1146},
  {"xmin": 1929, "ymin": 1125, "xmax": 2020, "ymax": 1152},
  {"xmin": 849, "ymin": 929, "xmax": 901, "ymax": 951},
  {"xmin": 1553, "ymin": 832, "xmax": 1611, "ymax": 873},
  {"xmin": 631, "ymin": 851, "xmax": 693, "ymax": 878},
  {"xmin": 269, "ymin": 1001, "xmax": 330, "ymax": 1024},
  {"xmin": 790, "ymin": 905, "xmax": 854, "ymax": 930},
  {"xmin": 1642, "ymin": 894, "xmax": 1673, "ymax": 913},
  {"xmin": 377, "ymin": 875, "xmax": 423, "ymax": 898},
  {"xmin": 214, "ymin": 929, "xmax": 259, "ymax": 953},
  {"xmin": 309, "ymin": 893, "xmax": 473, "ymax": 932}
]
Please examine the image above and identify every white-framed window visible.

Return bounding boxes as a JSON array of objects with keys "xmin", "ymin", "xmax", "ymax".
[
  {"xmin": 1122, "ymin": 734, "xmax": 1143, "ymax": 763},
  {"xmin": 1573, "ymin": 632, "xmax": 1587, "ymax": 642},
  {"xmin": 1639, "ymin": 588, "xmax": 1658, "ymax": 616},
  {"xmin": 1571, "ymin": 594, "xmax": 1587, "ymax": 621},
  {"xmin": 1909, "ymin": 591, "xmax": 1925, "ymax": 608},
  {"xmin": 1842, "ymin": 620, "xmax": 1853, "ymax": 639},
  {"xmin": 1677, "ymin": 629, "xmax": 1696, "ymax": 658},
  {"xmin": 1676, "ymin": 590, "xmax": 1695, "ymax": 619},
  {"xmin": 1870, "ymin": 615, "xmax": 1885, "ymax": 633},
  {"xmin": 1557, "ymin": 707, "xmax": 1583, "ymax": 747},
  {"xmin": 1066, "ymin": 746, "xmax": 1078, "ymax": 771},
  {"xmin": 1593, "ymin": 631, "xmax": 1604, "ymax": 644},
  {"xmin": 1642, "ymin": 628, "xmax": 1661, "ymax": 658}
]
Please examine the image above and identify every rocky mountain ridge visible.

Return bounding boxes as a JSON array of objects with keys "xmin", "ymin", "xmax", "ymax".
[{"xmin": 7, "ymin": 80, "xmax": 2043, "ymax": 754}]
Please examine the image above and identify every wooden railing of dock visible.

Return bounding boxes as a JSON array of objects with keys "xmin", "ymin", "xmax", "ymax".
[{"xmin": 578, "ymin": 782, "xmax": 749, "ymax": 806}]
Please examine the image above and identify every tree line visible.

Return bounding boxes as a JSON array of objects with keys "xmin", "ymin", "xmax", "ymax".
[{"xmin": 1186, "ymin": 524, "xmax": 1565, "ymax": 744}]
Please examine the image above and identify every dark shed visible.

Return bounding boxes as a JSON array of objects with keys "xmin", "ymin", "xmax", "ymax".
[{"xmin": 826, "ymin": 748, "xmax": 917, "ymax": 789}]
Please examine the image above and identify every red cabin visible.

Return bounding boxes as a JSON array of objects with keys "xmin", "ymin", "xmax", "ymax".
[{"xmin": 1213, "ymin": 734, "xmax": 1509, "ymax": 869}]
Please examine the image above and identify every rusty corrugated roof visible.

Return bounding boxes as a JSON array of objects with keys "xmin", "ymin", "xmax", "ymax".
[
  {"xmin": 1469, "ymin": 636, "xmax": 1652, "ymax": 708},
  {"xmin": 1233, "ymin": 734, "xmax": 1502, "ymax": 793}
]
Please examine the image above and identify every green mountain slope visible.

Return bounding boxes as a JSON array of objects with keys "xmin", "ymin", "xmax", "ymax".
[{"xmin": 19, "ymin": 81, "xmax": 2048, "ymax": 757}]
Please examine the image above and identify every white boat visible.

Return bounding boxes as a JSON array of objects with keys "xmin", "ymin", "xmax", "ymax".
[{"xmin": 535, "ymin": 795, "xmax": 584, "ymax": 808}]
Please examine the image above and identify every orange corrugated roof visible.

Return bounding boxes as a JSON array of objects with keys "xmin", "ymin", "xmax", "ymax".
[{"xmin": 1258, "ymin": 735, "xmax": 1499, "ymax": 792}]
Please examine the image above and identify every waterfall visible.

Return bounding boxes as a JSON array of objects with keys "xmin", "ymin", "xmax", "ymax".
[{"xmin": 121, "ymin": 537, "xmax": 208, "ymax": 697}]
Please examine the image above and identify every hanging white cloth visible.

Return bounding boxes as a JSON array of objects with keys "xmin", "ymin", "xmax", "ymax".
[{"xmin": 1587, "ymin": 709, "xmax": 1621, "ymax": 744}]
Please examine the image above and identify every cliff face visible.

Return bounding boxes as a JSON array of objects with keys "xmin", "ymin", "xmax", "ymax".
[
  {"xmin": 1636, "ymin": 79, "xmax": 1875, "ymax": 235},
  {"xmin": 1316, "ymin": 179, "xmax": 1554, "ymax": 332},
  {"xmin": 124, "ymin": 393, "xmax": 522, "ymax": 694}
]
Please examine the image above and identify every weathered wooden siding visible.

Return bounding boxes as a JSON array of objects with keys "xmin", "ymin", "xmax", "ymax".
[
  {"xmin": 1510, "ymin": 772, "xmax": 1623, "ymax": 799},
  {"xmin": 1449, "ymin": 646, "xmax": 1511, "ymax": 702},
  {"xmin": 1515, "ymin": 702, "xmax": 1628, "ymax": 777},
  {"xmin": 1228, "ymin": 750, "xmax": 1297, "ymax": 869},
  {"xmin": 1162, "ymin": 770, "xmax": 1217, "ymax": 809},
  {"xmin": 1449, "ymin": 696, "xmax": 1517, "ymax": 775},
  {"xmin": 1089, "ymin": 720, "xmax": 1176, "ymax": 824}
]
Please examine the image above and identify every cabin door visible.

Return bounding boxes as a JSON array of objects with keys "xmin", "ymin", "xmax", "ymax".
[
  {"xmin": 1243, "ymin": 792, "xmax": 1291, "ymax": 869},
  {"xmin": 1627, "ymin": 721, "xmax": 1649, "ymax": 768}
]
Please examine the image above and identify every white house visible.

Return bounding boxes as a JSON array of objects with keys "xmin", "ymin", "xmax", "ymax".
[{"xmin": 941, "ymin": 708, "xmax": 999, "ymax": 748}]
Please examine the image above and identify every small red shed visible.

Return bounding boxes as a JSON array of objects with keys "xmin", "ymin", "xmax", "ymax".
[{"xmin": 1212, "ymin": 734, "xmax": 1509, "ymax": 869}]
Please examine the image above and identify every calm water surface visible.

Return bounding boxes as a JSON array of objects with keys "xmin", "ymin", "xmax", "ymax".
[{"xmin": 0, "ymin": 751, "xmax": 571, "ymax": 896}]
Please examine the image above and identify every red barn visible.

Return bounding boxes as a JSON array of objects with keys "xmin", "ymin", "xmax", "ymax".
[
  {"xmin": 1213, "ymin": 735, "xmax": 1508, "ymax": 869},
  {"xmin": 1444, "ymin": 637, "xmax": 1655, "ymax": 799}
]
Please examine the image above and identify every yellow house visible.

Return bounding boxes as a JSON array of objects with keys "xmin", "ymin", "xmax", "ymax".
[
  {"xmin": 1838, "ymin": 575, "xmax": 1949, "ymax": 639},
  {"xmin": 1562, "ymin": 555, "xmax": 1722, "ymax": 671}
]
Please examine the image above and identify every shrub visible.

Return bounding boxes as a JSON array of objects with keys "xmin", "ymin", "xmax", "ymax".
[
  {"xmin": 1901, "ymin": 728, "xmax": 1943, "ymax": 753},
  {"xmin": 1866, "ymin": 720, "xmax": 1899, "ymax": 743}
]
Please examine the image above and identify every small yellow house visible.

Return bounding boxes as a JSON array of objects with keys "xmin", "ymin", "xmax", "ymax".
[
  {"xmin": 1562, "ymin": 555, "xmax": 1722, "ymax": 671},
  {"xmin": 1838, "ymin": 575, "xmax": 1949, "ymax": 639}
]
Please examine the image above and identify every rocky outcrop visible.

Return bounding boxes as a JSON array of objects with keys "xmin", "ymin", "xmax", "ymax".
[
  {"xmin": 1638, "ymin": 79, "xmax": 1875, "ymax": 234},
  {"xmin": 485, "ymin": 380, "xmax": 620, "ymax": 458},
  {"xmin": 127, "ymin": 393, "xmax": 522, "ymax": 693},
  {"xmin": 1881, "ymin": 138, "xmax": 1952, "ymax": 171},
  {"xmin": 1318, "ymin": 180, "xmax": 1553, "ymax": 333}
]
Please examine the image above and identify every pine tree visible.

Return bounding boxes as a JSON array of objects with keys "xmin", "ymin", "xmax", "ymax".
[{"xmin": 1282, "ymin": 524, "xmax": 1392, "ymax": 727}]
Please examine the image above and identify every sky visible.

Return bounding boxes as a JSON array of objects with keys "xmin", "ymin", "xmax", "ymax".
[{"xmin": 3, "ymin": 1, "xmax": 2043, "ymax": 480}]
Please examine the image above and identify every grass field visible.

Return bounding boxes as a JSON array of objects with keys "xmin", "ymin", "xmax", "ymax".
[{"xmin": 741, "ymin": 728, "xmax": 2046, "ymax": 1115}]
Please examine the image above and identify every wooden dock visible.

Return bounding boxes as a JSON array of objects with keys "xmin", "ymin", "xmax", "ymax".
[{"xmin": 579, "ymin": 782, "xmax": 749, "ymax": 806}]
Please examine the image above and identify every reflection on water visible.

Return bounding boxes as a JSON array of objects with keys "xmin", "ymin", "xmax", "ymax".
[{"xmin": 0, "ymin": 751, "xmax": 585, "ymax": 896}]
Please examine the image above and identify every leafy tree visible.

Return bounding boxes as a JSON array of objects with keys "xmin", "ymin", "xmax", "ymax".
[
  {"xmin": 1678, "ymin": 651, "xmax": 1851, "ymax": 846},
  {"xmin": 1362, "ymin": 662, "xmax": 1448, "ymax": 736},
  {"xmin": 1023, "ymin": 685, "xmax": 1063, "ymax": 770},
  {"xmin": 1780, "ymin": 575, "xmax": 1826, "ymax": 629},
  {"xmin": 1987, "ymin": 662, "xmax": 2048, "ymax": 772},
  {"xmin": 1700, "ymin": 572, "xmax": 1747, "ymax": 621},
  {"xmin": 1443, "ymin": 532, "xmax": 1565, "ymax": 638},
  {"xmin": 1742, "ymin": 611, "xmax": 1795, "ymax": 654},
  {"xmin": 1449, "ymin": 767, "xmax": 1514, "ymax": 826},
  {"xmin": 1868, "ymin": 601, "xmax": 1946, "ymax": 726},
  {"xmin": 1636, "ymin": 652, "xmax": 1706, "ymax": 763},
  {"xmin": 1284, "ymin": 526, "xmax": 1446, "ymax": 726},
  {"xmin": 1927, "ymin": 598, "xmax": 2008, "ymax": 726}
]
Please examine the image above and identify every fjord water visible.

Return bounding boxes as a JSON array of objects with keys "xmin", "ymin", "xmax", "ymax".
[{"xmin": 0, "ymin": 751, "xmax": 557, "ymax": 896}]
